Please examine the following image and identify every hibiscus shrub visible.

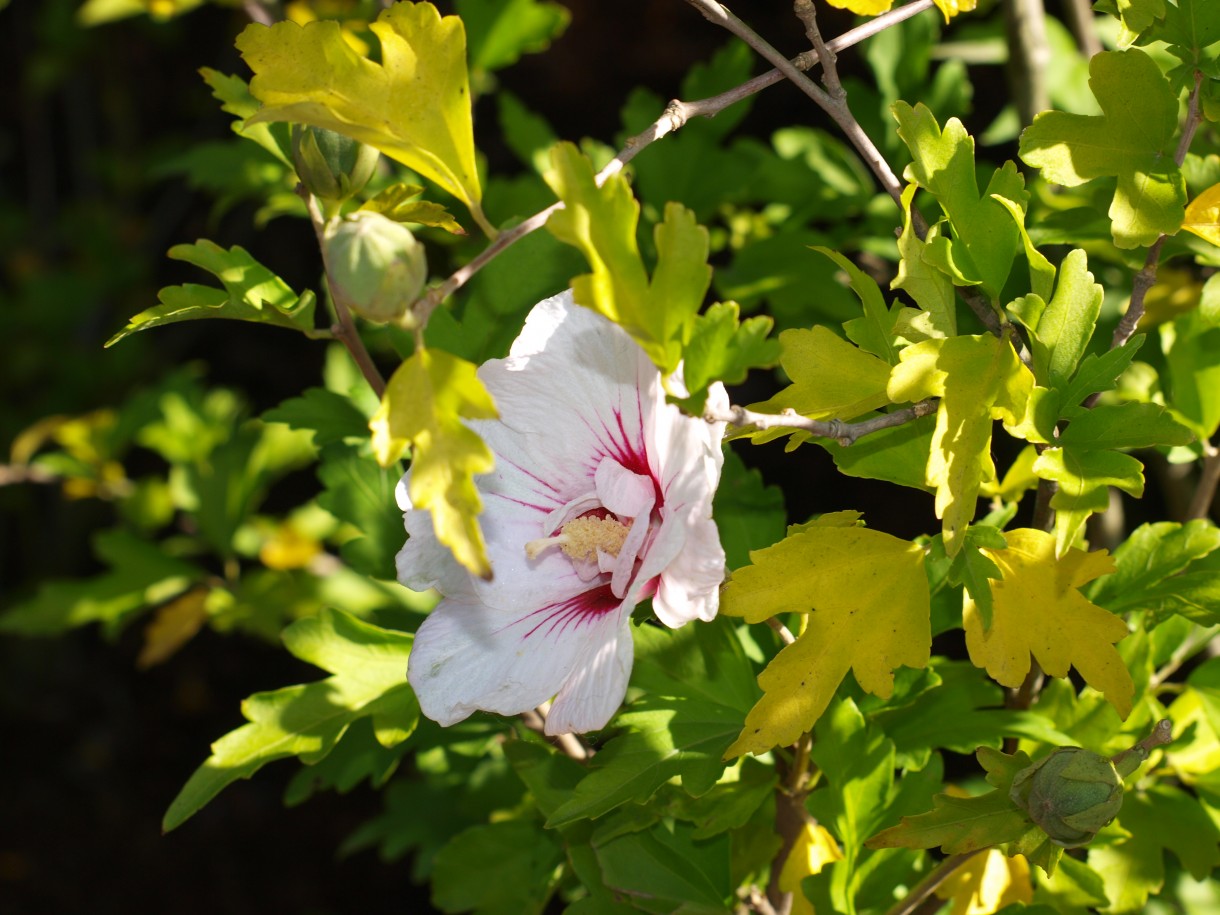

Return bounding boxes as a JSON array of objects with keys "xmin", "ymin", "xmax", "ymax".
[{"xmin": 7, "ymin": 0, "xmax": 1220, "ymax": 912}]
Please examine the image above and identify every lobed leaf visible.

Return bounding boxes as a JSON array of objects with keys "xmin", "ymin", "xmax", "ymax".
[{"xmin": 370, "ymin": 347, "xmax": 498, "ymax": 578}]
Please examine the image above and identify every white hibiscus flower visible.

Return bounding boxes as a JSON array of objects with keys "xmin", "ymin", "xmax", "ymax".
[{"xmin": 398, "ymin": 290, "xmax": 727, "ymax": 735}]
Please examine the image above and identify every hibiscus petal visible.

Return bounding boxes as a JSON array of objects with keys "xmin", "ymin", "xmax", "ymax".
[
  {"xmin": 546, "ymin": 616, "xmax": 634, "ymax": 735},
  {"xmin": 406, "ymin": 581, "xmax": 628, "ymax": 727}
]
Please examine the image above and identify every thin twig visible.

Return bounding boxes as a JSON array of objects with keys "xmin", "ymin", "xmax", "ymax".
[
  {"xmin": 706, "ymin": 401, "xmax": 938, "ymax": 446},
  {"xmin": 520, "ymin": 705, "xmax": 592, "ymax": 761},
  {"xmin": 241, "ymin": 0, "xmax": 276, "ymax": 26},
  {"xmin": 885, "ymin": 853, "xmax": 981, "ymax": 915},
  {"xmin": 302, "ymin": 189, "xmax": 388, "ymax": 397},
  {"xmin": 1062, "ymin": 0, "xmax": 1103, "ymax": 59},
  {"xmin": 1004, "ymin": 0, "xmax": 1051, "ymax": 126},
  {"xmin": 1111, "ymin": 69, "xmax": 1205, "ymax": 349},
  {"xmin": 684, "ymin": 0, "xmax": 907, "ymax": 209},
  {"xmin": 1187, "ymin": 444, "xmax": 1220, "ymax": 521},
  {"xmin": 1003, "ymin": 658, "xmax": 1044, "ymax": 753},
  {"xmin": 793, "ymin": 0, "xmax": 842, "ymax": 98},
  {"xmin": 410, "ymin": 0, "xmax": 936, "ymax": 324},
  {"xmin": 1150, "ymin": 626, "xmax": 1219, "ymax": 689}
]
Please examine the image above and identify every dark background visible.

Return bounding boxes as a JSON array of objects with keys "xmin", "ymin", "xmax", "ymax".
[{"xmin": 0, "ymin": 1, "xmax": 988, "ymax": 912}]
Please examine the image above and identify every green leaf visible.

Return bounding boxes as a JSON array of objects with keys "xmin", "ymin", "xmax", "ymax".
[
  {"xmin": 814, "ymin": 246, "xmax": 900, "ymax": 364},
  {"xmin": 236, "ymin": 3, "xmax": 486, "ymax": 224},
  {"xmin": 892, "ymin": 184, "xmax": 956, "ymax": 336},
  {"xmin": 503, "ymin": 740, "xmax": 587, "ymax": 821},
  {"xmin": 263, "ymin": 387, "xmax": 370, "ymax": 448},
  {"xmin": 1091, "ymin": 785, "xmax": 1220, "ymax": 913},
  {"xmin": 1057, "ymin": 402, "xmax": 1195, "ymax": 450},
  {"xmin": 867, "ymin": 747, "xmax": 1038, "ymax": 855},
  {"xmin": 199, "ymin": 67, "xmax": 293, "ymax": 165},
  {"xmin": 1019, "ymin": 48, "xmax": 1186, "ymax": 249},
  {"xmin": 893, "ymin": 101, "xmax": 1026, "ymax": 298},
  {"xmin": 106, "ymin": 241, "xmax": 316, "ymax": 346},
  {"xmin": 1089, "ymin": 520, "xmax": 1220, "ymax": 610},
  {"xmin": 594, "ymin": 821, "xmax": 732, "ymax": 914},
  {"xmin": 457, "ymin": 0, "xmax": 569, "ymax": 76},
  {"xmin": 163, "ymin": 609, "xmax": 416, "ymax": 831},
  {"xmin": 1033, "ymin": 447, "xmax": 1145, "ymax": 555},
  {"xmin": 819, "ymin": 412, "xmax": 936, "ymax": 491},
  {"xmin": 993, "ymin": 194, "xmax": 1055, "ymax": 302},
  {"xmin": 722, "ymin": 525, "xmax": 930, "ymax": 756},
  {"xmin": 713, "ymin": 449, "xmax": 786, "ymax": 570},
  {"xmin": 315, "ymin": 443, "xmax": 404, "ymax": 579},
  {"xmin": 1008, "ymin": 249, "xmax": 1102, "ymax": 389},
  {"xmin": 888, "ymin": 334, "xmax": 1037, "ymax": 555},
  {"xmin": 370, "ymin": 347, "xmax": 498, "ymax": 579},
  {"xmin": 0, "ymin": 529, "xmax": 205, "ymax": 636},
  {"xmin": 547, "ymin": 621, "xmax": 756, "ymax": 825},
  {"xmin": 544, "ymin": 142, "xmax": 710, "ymax": 374},
  {"xmin": 1058, "ymin": 334, "xmax": 1145, "ymax": 417},
  {"xmin": 1163, "ymin": 305, "xmax": 1220, "ymax": 439},
  {"xmin": 432, "ymin": 821, "xmax": 563, "ymax": 915},
  {"xmin": 1148, "ymin": 0, "xmax": 1220, "ymax": 78},
  {"xmin": 359, "ymin": 183, "xmax": 466, "ymax": 235},
  {"xmin": 676, "ymin": 301, "xmax": 779, "ymax": 413}
]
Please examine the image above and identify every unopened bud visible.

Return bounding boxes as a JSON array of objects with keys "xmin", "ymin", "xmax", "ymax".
[
  {"xmin": 292, "ymin": 125, "xmax": 379, "ymax": 203},
  {"xmin": 1010, "ymin": 747, "xmax": 1124, "ymax": 847},
  {"xmin": 322, "ymin": 210, "xmax": 427, "ymax": 325}
]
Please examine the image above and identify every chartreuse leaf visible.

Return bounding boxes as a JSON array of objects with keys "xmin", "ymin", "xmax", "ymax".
[
  {"xmin": 1162, "ymin": 283, "xmax": 1220, "ymax": 439},
  {"xmin": 1096, "ymin": 0, "xmax": 1165, "ymax": 44},
  {"xmin": 370, "ymin": 347, "xmax": 497, "ymax": 578},
  {"xmin": 543, "ymin": 142, "xmax": 711, "ymax": 375},
  {"xmin": 431, "ymin": 821, "xmax": 563, "ymax": 915},
  {"xmin": 106, "ymin": 241, "xmax": 316, "ymax": 346},
  {"xmin": 893, "ymin": 185, "xmax": 955, "ymax": 338},
  {"xmin": 888, "ymin": 334, "xmax": 1037, "ymax": 556},
  {"xmin": 199, "ymin": 68, "xmax": 293, "ymax": 166},
  {"xmin": 931, "ymin": 0, "xmax": 978, "ymax": 21},
  {"xmin": 814, "ymin": 246, "xmax": 900, "ymax": 364},
  {"xmin": 827, "ymin": 0, "xmax": 893, "ymax": 16},
  {"xmin": 236, "ymin": 3, "xmax": 488, "ymax": 229},
  {"xmin": 1184, "ymin": 182, "xmax": 1220, "ymax": 246},
  {"xmin": 934, "ymin": 849, "xmax": 1033, "ymax": 913},
  {"xmin": 893, "ymin": 101, "xmax": 1026, "ymax": 298},
  {"xmin": 359, "ymin": 183, "xmax": 465, "ymax": 235},
  {"xmin": 745, "ymin": 327, "xmax": 892, "ymax": 441},
  {"xmin": 992, "ymin": 194, "xmax": 1055, "ymax": 302},
  {"xmin": 677, "ymin": 300, "xmax": 779, "ymax": 413},
  {"xmin": 1090, "ymin": 785, "xmax": 1220, "ymax": 913},
  {"xmin": 1019, "ymin": 49, "xmax": 1186, "ymax": 249},
  {"xmin": 547, "ymin": 620, "xmax": 756, "ymax": 825},
  {"xmin": 779, "ymin": 821, "xmax": 843, "ymax": 915},
  {"xmin": 1033, "ymin": 404, "xmax": 1192, "ymax": 552},
  {"xmin": 722, "ymin": 524, "xmax": 930, "ymax": 757},
  {"xmin": 1007, "ymin": 249, "xmax": 1102, "ymax": 390},
  {"xmin": 963, "ymin": 528, "xmax": 1135, "ymax": 719},
  {"xmin": 1057, "ymin": 334, "xmax": 1145, "ymax": 418},
  {"xmin": 867, "ymin": 746, "xmax": 1038, "ymax": 856},
  {"xmin": 163, "ymin": 609, "xmax": 417, "ymax": 831}
]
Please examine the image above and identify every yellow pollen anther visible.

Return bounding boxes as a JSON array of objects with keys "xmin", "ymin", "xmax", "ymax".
[{"xmin": 524, "ymin": 516, "xmax": 630, "ymax": 562}]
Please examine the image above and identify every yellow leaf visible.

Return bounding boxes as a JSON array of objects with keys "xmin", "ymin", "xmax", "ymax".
[
  {"xmin": 138, "ymin": 588, "xmax": 210, "ymax": 669},
  {"xmin": 1183, "ymin": 182, "xmax": 1220, "ymax": 247},
  {"xmin": 370, "ymin": 348, "xmax": 497, "ymax": 578},
  {"xmin": 236, "ymin": 2, "xmax": 488, "ymax": 230},
  {"xmin": 932, "ymin": 0, "xmax": 978, "ymax": 21},
  {"xmin": 964, "ymin": 528, "xmax": 1134, "ymax": 719},
  {"xmin": 826, "ymin": 0, "xmax": 893, "ymax": 13},
  {"xmin": 723, "ymin": 527, "xmax": 930, "ymax": 757},
  {"xmin": 888, "ymin": 335, "xmax": 1037, "ymax": 556},
  {"xmin": 780, "ymin": 821, "xmax": 844, "ymax": 915},
  {"xmin": 260, "ymin": 522, "xmax": 322, "ymax": 570},
  {"xmin": 935, "ymin": 849, "xmax": 1032, "ymax": 915}
]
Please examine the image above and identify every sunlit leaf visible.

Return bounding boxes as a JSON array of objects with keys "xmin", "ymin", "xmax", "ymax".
[
  {"xmin": 963, "ymin": 528, "xmax": 1134, "ymax": 719},
  {"xmin": 236, "ymin": 2, "xmax": 486, "ymax": 226},
  {"xmin": 722, "ymin": 524, "xmax": 930, "ymax": 757},
  {"xmin": 934, "ymin": 849, "xmax": 1032, "ymax": 915},
  {"xmin": 1183, "ymin": 182, "xmax": 1220, "ymax": 247},
  {"xmin": 370, "ymin": 347, "xmax": 497, "ymax": 579},
  {"xmin": 1019, "ymin": 48, "xmax": 1186, "ymax": 248}
]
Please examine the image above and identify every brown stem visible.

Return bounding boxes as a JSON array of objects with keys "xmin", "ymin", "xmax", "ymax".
[
  {"xmin": 520, "ymin": 703, "xmax": 592, "ymax": 761},
  {"xmin": 1030, "ymin": 475, "xmax": 1057, "ymax": 532},
  {"xmin": 1003, "ymin": 659, "xmax": 1044, "ymax": 753},
  {"xmin": 1004, "ymin": 0, "xmax": 1051, "ymax": 125},
  {"xmin": 1062, "ymin": 0, "xmax": 1103, "ymax": 58},
  {"xmin": 241, "ymin": 0, "xmax": 277, "ymax": 25},
  {"xmin": 303, "ymin": 190, "xmax": 387, "ymax": 397},
  {"xmin": 793, "ymin": 0, "xmax": 842, "ymax": 98}
]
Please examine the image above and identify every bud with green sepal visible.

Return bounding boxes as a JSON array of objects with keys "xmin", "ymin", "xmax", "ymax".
[
  {"xmin": 322, "ymin": 210, "xmax": 427, "ymax": 328},
  {"xmin": 292, "ymin": 125, "xmax": 380, "ymax": 213},
  {"xmin": 1009, "ymin": 719, "xmax": 1174, "ymax": 848}
]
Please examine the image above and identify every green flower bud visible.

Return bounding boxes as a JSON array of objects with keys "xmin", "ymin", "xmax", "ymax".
[
  {"xmin": 1010, "ymin": 747, "xmax": 1124, "ymax": 847},
  {"xmin": 323, "ymin": 211, "xmax": 427, "ymax": 326},
  {"xmin": 291, "ymin": 125, "xmax": 380, "ymax": 203}
]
